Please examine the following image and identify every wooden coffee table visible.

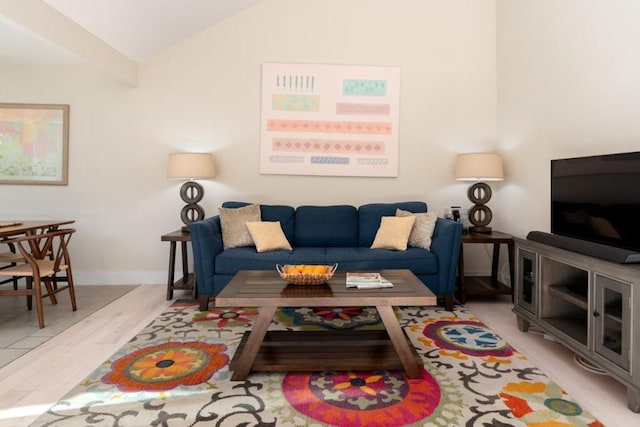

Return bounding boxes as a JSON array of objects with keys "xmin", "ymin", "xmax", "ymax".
[{"xmin": 215, "ymin": 269, "xmax": 437, "ymax": 381}]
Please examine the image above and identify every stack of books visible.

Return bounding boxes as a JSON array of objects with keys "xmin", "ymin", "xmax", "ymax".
[{"xmin": 345, "ymin": 272, "xmax": 393, "ymax": 289}]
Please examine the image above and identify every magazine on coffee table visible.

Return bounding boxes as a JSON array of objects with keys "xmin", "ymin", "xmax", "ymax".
[{"xmin": 346, "ymin": 272, "xmax": 394, "ymax": 289}]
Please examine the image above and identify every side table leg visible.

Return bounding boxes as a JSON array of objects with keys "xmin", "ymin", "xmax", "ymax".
[
  {"xmin": 167, "ymin": 241, "xmax": 177, "ymax": 300},
  {"xmin": 508, "ymin": 240, "xmax": 515, "ymax": 302},
  {"xmin": 181, "ymin": 241, "xmax": 189, "ymax": 281},
  {"xmin": 491, "ymin": 243, "xmax": 500, "ymax": 283},
  {"xmin": 376, "ymin": 305, "xmax": 421, "ymax": 379},
  {"xmin": 458, "ymin": 243, "xmax": 466, "ymax": 304},
  {"xmin": 230, "ymin": 305, "xmax": 277, "ymax": 381},
  {"xmin": 180, "ymin": 240, "xmax": 197, "ymax": 299}
]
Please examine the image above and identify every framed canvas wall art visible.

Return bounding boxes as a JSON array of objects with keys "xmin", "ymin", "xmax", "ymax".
[
  {"xmin": 260, "ymin": 63, "xmax": 400, "ymax": 177},
  {"xmin": 0, "ymin": 103, "xmax": 69, "ymax": 185}
]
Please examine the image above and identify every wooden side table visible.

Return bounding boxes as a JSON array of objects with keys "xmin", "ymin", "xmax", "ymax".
[
  {"xmin": 161, "ymin": 230, "xmax": 197, "ymax": 300},
  {"xmin": 458, "ymin": 230, "xmax": 514, "ymax": 303}
]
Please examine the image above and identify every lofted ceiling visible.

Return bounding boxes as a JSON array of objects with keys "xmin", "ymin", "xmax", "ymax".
[{"xmin": 0, "ymin": 0, "xmax": 262, "ymax": 84}]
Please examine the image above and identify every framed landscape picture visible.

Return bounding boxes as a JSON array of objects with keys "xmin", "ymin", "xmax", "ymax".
[{"xmin": 0, "ymin": 103, "xmax": 70, "ymax": 185}]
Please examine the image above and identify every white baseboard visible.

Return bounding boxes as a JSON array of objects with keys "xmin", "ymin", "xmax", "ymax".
[{"xmin": 73, "ymin": 271, "xmax": 166, "ymax": 286}]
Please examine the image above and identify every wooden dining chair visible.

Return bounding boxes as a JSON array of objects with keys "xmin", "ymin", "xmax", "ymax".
[
  {"xmin": 0, "ymin": 244, "xmax": 24, "ymax": 289},
  {"xmin": 0, "ymin": 228, "xmax": 77, "ymax": 328}
]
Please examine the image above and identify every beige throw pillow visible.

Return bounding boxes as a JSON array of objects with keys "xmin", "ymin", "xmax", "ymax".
[
  {"xmin": 246, "ymin": 221, "xmax": 293, "ymax": 252},
  {"xmin": 219, "ymin": 204, "xmax": 261, "ymax": 249},
  {"xmin": 396, "ymin": 208, "xmax": 438, "ymax": 250},
  {"xmin": 370, "ymin": 216, "xmax": 416, "ymax": 251}
]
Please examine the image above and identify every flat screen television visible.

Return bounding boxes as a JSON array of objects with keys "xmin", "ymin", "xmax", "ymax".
[{"xmin": 551, "ymin": 151, "xmax": 640, "ymax": 255}]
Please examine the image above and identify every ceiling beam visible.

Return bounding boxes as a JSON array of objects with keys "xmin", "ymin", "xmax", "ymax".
[{"xmin": 0, "ymin": 0, "xmax": 137, "ymax": 86}]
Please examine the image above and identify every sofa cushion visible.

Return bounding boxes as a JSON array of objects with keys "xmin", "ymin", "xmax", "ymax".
[
  {"xmin": 370, "ymin": 216, "xmax": 415, "ymax": 250},
  {"xmin": 214, "ymin": 246, "xmax": 438, "ymax": 275},
  {"xmin": 222, "ymin": 201, "xmax": 296, "ymax": 243},
  {"xmin": 325, "ymin": 247, "xmax": 438, "ymax": 274},
  {"xmin": 215, "ymin": 247, "xmax": 328, "ymax": 274},
  {"xmin": 294, "ymin": 205, "xmax": 358, "ymax": 247},
  {"xmin": 219, "ymin": 204, "xmax": 261, "ymax": 249},
  {"xmin": 358, "ymin": 201, "xmax": 428, "ymax": 247},
  {"xmin": 396, "ymin": 209, "xmax": 438, "ymax": 250},
  {"xmin": 246, "ymin": 221, "xmax": 293, "ymax": 252}
]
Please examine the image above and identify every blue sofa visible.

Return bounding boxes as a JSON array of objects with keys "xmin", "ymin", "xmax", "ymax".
[{"xmin": 190, "ymin": 201, "xmax": 462, "ymax": 311}]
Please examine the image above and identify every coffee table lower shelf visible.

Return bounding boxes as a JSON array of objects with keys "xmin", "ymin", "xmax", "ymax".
[{"xmin": 230, "ymin": 330, "xmax": 422, "ymax": 374}]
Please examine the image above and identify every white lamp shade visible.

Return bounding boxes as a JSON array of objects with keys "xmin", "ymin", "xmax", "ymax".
[
  {"xmin": 167, "ymin": 153, "xmax": 217, "ymax": 180},
  {"xmin": 454, "ymin": 153, "xmax": 504, "ymax": 181}
]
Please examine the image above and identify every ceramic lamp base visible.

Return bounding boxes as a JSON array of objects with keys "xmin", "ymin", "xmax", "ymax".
[
  {"xmin": 179, "ymin": 181, "xmax": 206, "ymax": 228},
  {"xmin": 467, "ymin": 182, "xmax": 494, "ymax": 233}
]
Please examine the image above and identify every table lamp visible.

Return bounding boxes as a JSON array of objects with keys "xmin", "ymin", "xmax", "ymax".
[
  {"xmin": 454, "ymin": 153, "xmax": 504, "ymax": 233},
  {"xmin": 167, "ymin": 152, "xmax": 216, "ymax": 231}
]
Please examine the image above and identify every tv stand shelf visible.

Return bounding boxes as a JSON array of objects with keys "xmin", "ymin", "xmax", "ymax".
[
  {"xmin": 514, "ymin": 237, "xmax": 640, "ymax": 412},
  {"xmin": 548, "ymin": 285, "xmax": 588, "ymax": 310}
]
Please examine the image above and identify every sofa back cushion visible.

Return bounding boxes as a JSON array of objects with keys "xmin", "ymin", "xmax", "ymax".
[
  {"xmin": 294, "ymin": 205, "xmax": 358, "ymax": 247},
  {"xmin": 358, "ymin": 201, "xmax": 428, "ymax": 247},
  {"xmin": 221, "ymin": 202, "xmax": 296, "ymax": 244}
]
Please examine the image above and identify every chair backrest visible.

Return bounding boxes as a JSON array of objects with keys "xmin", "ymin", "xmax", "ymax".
[{"xmin": 3, "ymin": 228, "xmax": 75, "ymax": 273}]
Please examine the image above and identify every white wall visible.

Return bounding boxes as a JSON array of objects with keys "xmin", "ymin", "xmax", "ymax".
[
  {"xmin": 496, "ymin": 0, "xmax": 640, "ymax": 239},
  {"xmin": 0, "ymin": 0, "xmax": 497, "ymax": 284}
]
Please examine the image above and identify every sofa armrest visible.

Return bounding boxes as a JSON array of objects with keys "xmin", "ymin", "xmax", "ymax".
[
  {"xmin": 429, "ymin": 218, "xmax": 463, "ymax": 294},
  {"xmin": 189, "ymin": 215, "xmax": 223, "ymax": 296}
]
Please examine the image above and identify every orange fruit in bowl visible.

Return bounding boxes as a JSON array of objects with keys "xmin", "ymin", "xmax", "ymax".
[{"xmin": 311, "ymin": 265, "xmax": 326, "ymax": 274}]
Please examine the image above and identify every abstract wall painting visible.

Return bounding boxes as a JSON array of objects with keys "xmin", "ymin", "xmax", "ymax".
[
  {"xmin": 0, "ymin": 103, "xmax": 70, "ymax": 185},
  {"xmin": 260, "ymin": 63, "xmax": 400, "ymax": 177}
]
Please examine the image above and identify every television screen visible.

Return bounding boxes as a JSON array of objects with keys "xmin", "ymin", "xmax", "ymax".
[{"xmin": 551, "ymin": 151, "xmax": 640, "ymax": 253}]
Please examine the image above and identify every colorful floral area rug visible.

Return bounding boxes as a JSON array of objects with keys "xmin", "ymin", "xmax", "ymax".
[{"xmin": 32, "ymin": 302, "xmax": 602, "ymax": 426}]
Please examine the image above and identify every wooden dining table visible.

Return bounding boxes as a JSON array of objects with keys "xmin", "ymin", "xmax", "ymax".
[
  {"xmin": 0, "ymin": 220, "xmax": 76, "ymax": 261},
  {"xmin": 0, "ymin": 220, "xmax": 76, "ymax": 239}
]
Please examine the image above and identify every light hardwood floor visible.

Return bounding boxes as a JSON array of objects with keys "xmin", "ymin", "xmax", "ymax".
[
  {"xmin": 0, "ymin": 285, "xmax": 136, "ymax": 368},
  {"xmin": 0, "ymin": 285, "xmax": 172, "ymax": 427},
  {"xmin": 0, "ymin": 288, "xmax": 637, "ymax": 426}
]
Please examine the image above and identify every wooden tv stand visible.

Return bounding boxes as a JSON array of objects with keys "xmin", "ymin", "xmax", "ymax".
[{"xmin": 514, "ymin": 237, "xmax": 640, "ymax": 412}]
